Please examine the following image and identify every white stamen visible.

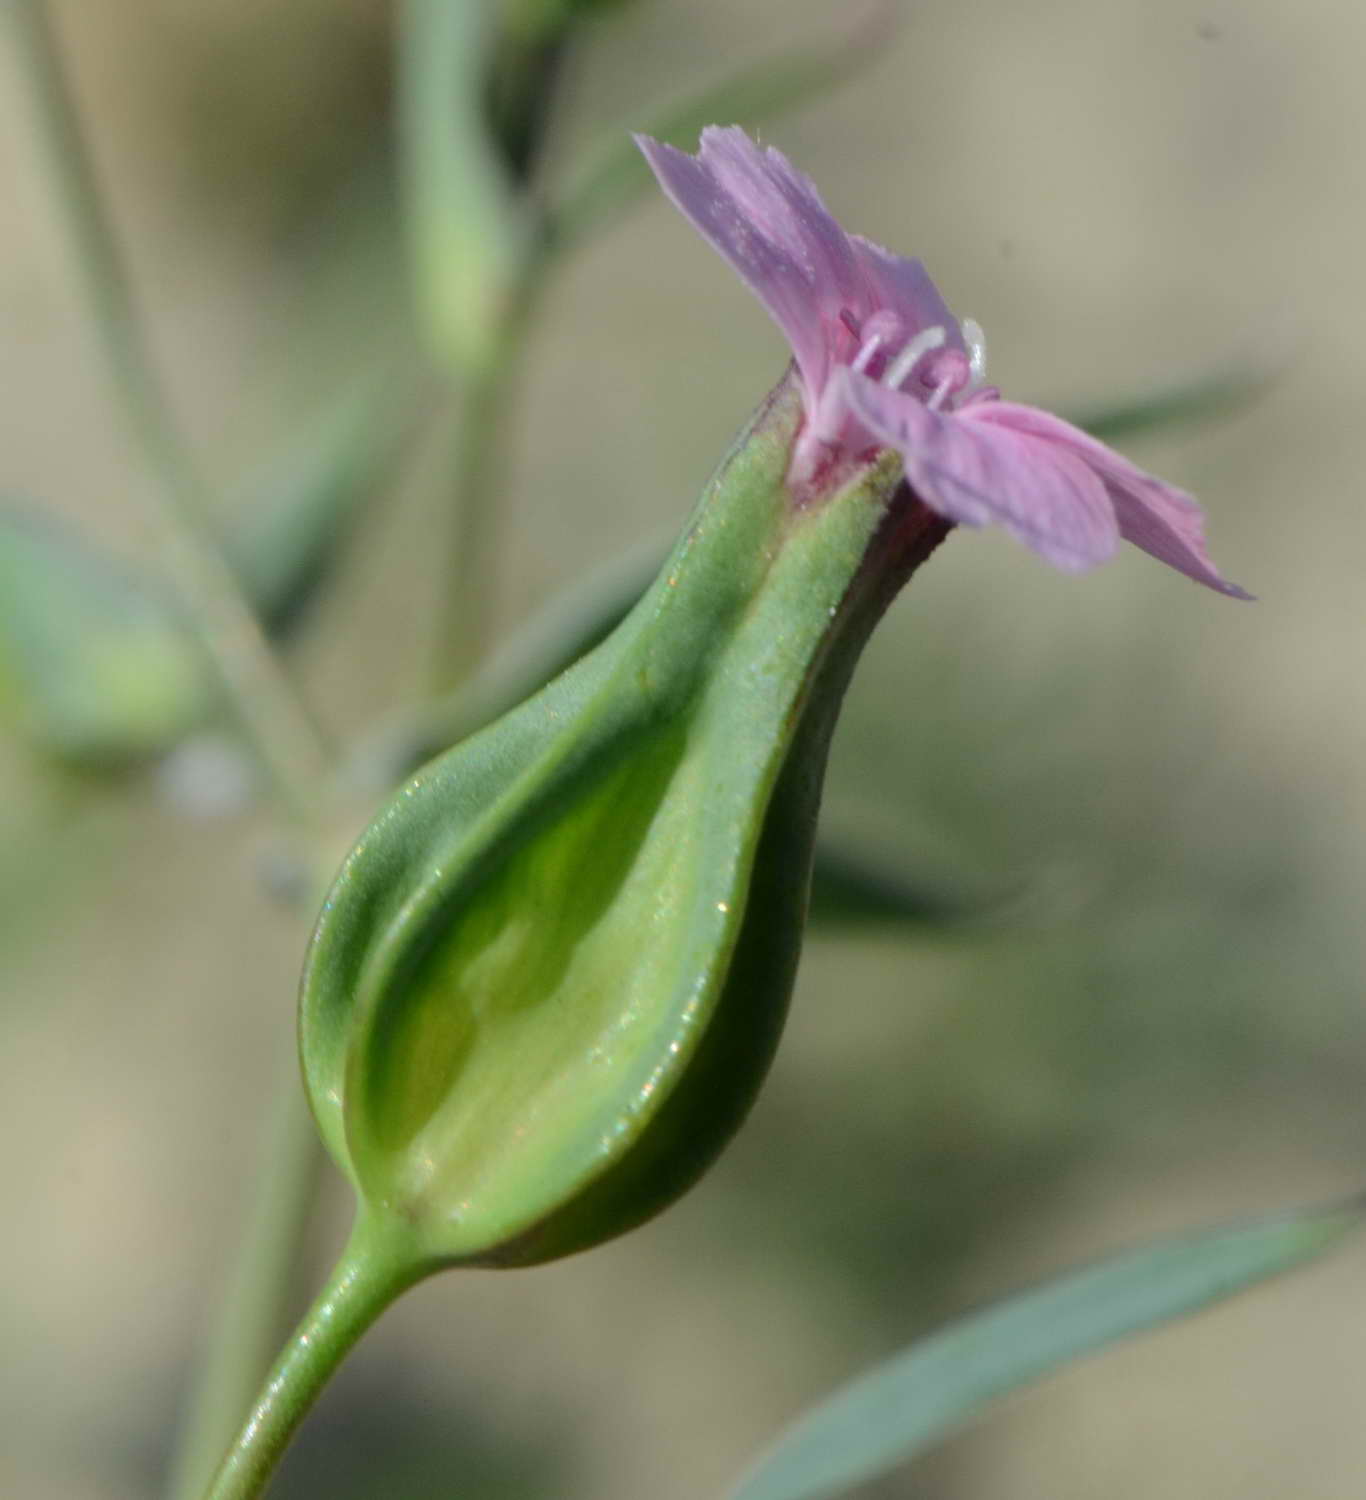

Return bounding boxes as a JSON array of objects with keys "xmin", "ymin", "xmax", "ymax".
[
  {"xmin": 850, "ymin": 332, "xmax": 885, "ymax": 375},
  {"xmin": 882, "ymin": 325, "xmax": 947, "ymax": 391},
  {"xmin": 961, "ymin": 317, "xmax": 988, "ymax": 387},
  {"xmin": 926, "ymin": 378, "xmax": 955, "ymax": 413}
]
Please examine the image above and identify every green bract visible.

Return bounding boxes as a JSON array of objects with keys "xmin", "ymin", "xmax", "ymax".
[{"xmin": 300, "ymin": 374, "xmax": 944, "ymax": 1268}]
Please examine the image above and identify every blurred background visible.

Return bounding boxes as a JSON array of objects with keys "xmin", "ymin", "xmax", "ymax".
[{"xmin": 3, "ymin": 0, "xmax": 1365, "ymax": 1497}]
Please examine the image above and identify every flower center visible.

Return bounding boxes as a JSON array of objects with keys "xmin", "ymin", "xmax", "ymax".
[
  {"xmin": 883, "ymin": 326, "xmax": 948, "ymax": 390},
  {"xmin": 844, "ymin": 313, "xmax": 989, "ymax": 411}
]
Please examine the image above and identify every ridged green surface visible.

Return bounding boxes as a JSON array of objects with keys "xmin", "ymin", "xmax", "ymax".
[{"xmin": 300, "ymin": 375, "xmax": 915, "ymax": 1265}]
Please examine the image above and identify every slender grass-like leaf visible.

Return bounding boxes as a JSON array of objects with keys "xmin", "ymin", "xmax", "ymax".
[
  {"xmin": 224, "ymin": 375, "xmax": 415, "ymax": 635},
  {"xmin": 807, "ymin": 837, "xmax": 1001, "ymax": 931},
  {"xmin": 1067, "ymin": 366, "xmax": 1273, "ymax": 444},
  {"xmin": 729, "ymin": 1198, "xmax": 1363, "ymax": 1500}
]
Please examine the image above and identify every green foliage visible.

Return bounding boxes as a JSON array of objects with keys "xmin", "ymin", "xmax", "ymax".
[
  {"xmin": 223, "ymin": 375, "xmax": 414, "ymax": 635},
  {"xmin": 367, "ymin": 537, "xmax": 667, "ymax": 780},
  {"xmin": 361, "ymin": 543, "xmax": 1001, "ymax": 934},
  {"xmin": 499, "ymin": 0, "xmax": 636, "ymax": 35},
  {"xmin": 0, "ymin": 383, "xmax": 402, "ymax": 768},
  {"xmin": 807, "ymin": 835, "xmax": 1001, "ymax": 930},
  {"xmin": 399, "ymin": 0, "xmax": 528, "ymax": 372},
  {"xmin": 729, "ymin": 1199, "xmax": 1364, "ymax": 1500},
  {"xmin": 0, "ymin": 506, "xmax": 207, "ymax": 764},
  {"xmin": 300, "ymin": 377, "xmax": 917, "ymax": 1267},
  {"xmin": 1070, "ymin": 365, "xmax": 1271, "ymax": 444}
]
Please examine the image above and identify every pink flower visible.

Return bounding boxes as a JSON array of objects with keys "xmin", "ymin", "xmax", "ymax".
[{"xmin": 636, "ymin": 127, "xmax": 1247, "ymax": 597}]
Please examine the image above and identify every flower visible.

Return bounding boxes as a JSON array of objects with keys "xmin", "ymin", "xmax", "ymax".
[{"xmin": 636, "ymin": 127, "xmax": 1247, "ymax": 597}]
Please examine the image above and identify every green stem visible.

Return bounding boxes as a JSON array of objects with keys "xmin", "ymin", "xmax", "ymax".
[
  {"xmin": 417, "ymin": 178, "xmax": 577, "ymax": 700},
  {"xmin": 435, "ymin": 334, "xmax": 518, "ymax": 688},
  {"xmin": 4, "ymin": 0, "xmax": 330, "ymax": 819},
  {"xmin": 201, "ymin": 1218, "xmax": 418, "ymax": 1500},
  {"xmin": 2, "ymin": 7, "xmax": 358, "ymax": 1485},
  {"xmin": 165, "ymin": 1071, "xmax": 324, "ymax": 1500},
  {"xmin": 429, "ymin": 229, "xmax": 552, "ymax": 692},
  {"xmin": 393, "ymin": 0, "xmax": 571, "ymax": 697}
]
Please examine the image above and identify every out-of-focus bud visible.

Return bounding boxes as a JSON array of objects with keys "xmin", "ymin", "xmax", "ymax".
[
  {"xmin": 399, "ymin": 0, "xmax": 527, "ymax": 374},
  {"xmin": 0, "ymin": 381, "xmax": 408, "ymax": 772},
  {"xmin": 0, "ymin": 505, "xmax": 208, "ymax": 764},
  {"xmin": 300, "ymin": 373, "xmax": 949, "ymax": 1268}
]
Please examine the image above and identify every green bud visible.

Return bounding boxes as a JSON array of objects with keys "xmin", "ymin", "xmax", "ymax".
[
  {"xmin": 400, "ymin": 0, "xmax": 527, "ymax": 374},
  {"xmin": 300, "ymin": 373, "xmax": 948, "ymax": 1269}
]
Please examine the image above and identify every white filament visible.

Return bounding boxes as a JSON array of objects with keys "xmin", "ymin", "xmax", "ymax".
[
  {"xmin": 926, "ymin": 379, "xmax": 954, "ymax": 413},
  {"xmin": 882, "ymin": 325, "xmax": 947, "ymax": 391},
  {"xmin": 850, "ymin": 331, "xmax": 886, "ymax": 375}
]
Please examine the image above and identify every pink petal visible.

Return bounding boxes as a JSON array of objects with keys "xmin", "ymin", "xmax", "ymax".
[
  {"xmin": 850, "ymin": 235, "xmax": 964, "ymax": 352},
  {"xmin": 635, "ymin": 128, "xmax": 861, "ymax": 402},
  {"xmin": 838, "ymin": 371, "xmax": 1120, "ymax": 572},
  {"xmin": 963, "ymin": 402, "xmax": 1251, "ymax": 598}
]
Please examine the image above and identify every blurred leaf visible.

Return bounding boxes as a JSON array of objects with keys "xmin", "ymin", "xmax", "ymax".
[
  {"xmin": 399, "ymin": 0, "xmax": 528, "ymax": 371},
  {"xmin": 546, "ymin": 4, "xmax": 893, "ymax": 256},
  {"xmin": 0, "ymin": 506, "xmax": 207, "ymax": 764},
  {"xmin": 498, "ymin": 0, "xmax": 635, "ymax": 40},
  {"xmin": 808, "ymin": 836, "xmax": 1001, "ymax": 931},
  {"xmin": 360, "ymin": 535, "xmax": 666, "ymax": 783},
  {"xmin": 727, "ymin": 1198, "xmax": 1363, "ymax": 1500},
  {"xmin": 225, "ymin": 375, "xmax": 416, "ymax": 635},
  {"xmin": 1067, "ymin": 365, "xmax": 1273, "ymax": 445},
  {"xmin": 0, "ymin": 378, "xmax": 410, "ymax": 767}
]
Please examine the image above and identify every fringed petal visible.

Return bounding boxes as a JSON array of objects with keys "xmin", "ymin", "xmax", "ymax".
[
  {"xmin": 635, "ymin": 128, "xmax": 862, "ymax": 403},
  {"xmin": 964, "ymin": 403, "xmax": 1251, "ymax": 598},
  {"xmin": 840, "ymin": 372, "xmax": 1120, "ymax": 572}
]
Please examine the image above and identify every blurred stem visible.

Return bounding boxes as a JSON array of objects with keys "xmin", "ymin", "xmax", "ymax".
[
  {"xmin": 5, "ymin": 0, "xmax": 329, "ymax": 821},
  {"xmin": 200, "ymin": 1216, "xmax": 419, "ymax": 1500},
  {"xmin": 5, "ymin": 8, "xmax": 355, "ymax": 1491},
  {"xmin": 397, "ymin": 0, "xmax": 573, "ymax": 694},
  {"xmin": 433, "ymin": 255, "xmax": 544, "ymax": 691},
  {"xmin": 166, "ymin": 1066, "xmax": 323, "ymax": 1500}
]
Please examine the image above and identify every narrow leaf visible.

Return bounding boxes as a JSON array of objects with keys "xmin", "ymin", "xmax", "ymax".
[
  {"xmin": 1066, "ymin": 366, "xmax": 1272, "ymax": 445},
  {"xmin": 546, "ymin": 4, "xmax": 893, "ymax": 256},
  {"xmin": 224, "ymin": 375, "xmax": 415, "ymax": 635},
  {"xmin": 808, "ymin": 837, "xmax": 1000, "ymax": 931},
  {"xmin": 360, "ymin": 536, "xmax": 665, "ymax": 784},
  {"xmin": 729, "ymin": 1198, "xmax": 1364, "ymax": 1500}
]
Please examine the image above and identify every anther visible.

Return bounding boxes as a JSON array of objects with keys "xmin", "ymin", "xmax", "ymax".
[{"xmin": 961, "ymin": 317, "xmax": 988, "ymax": 388}]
